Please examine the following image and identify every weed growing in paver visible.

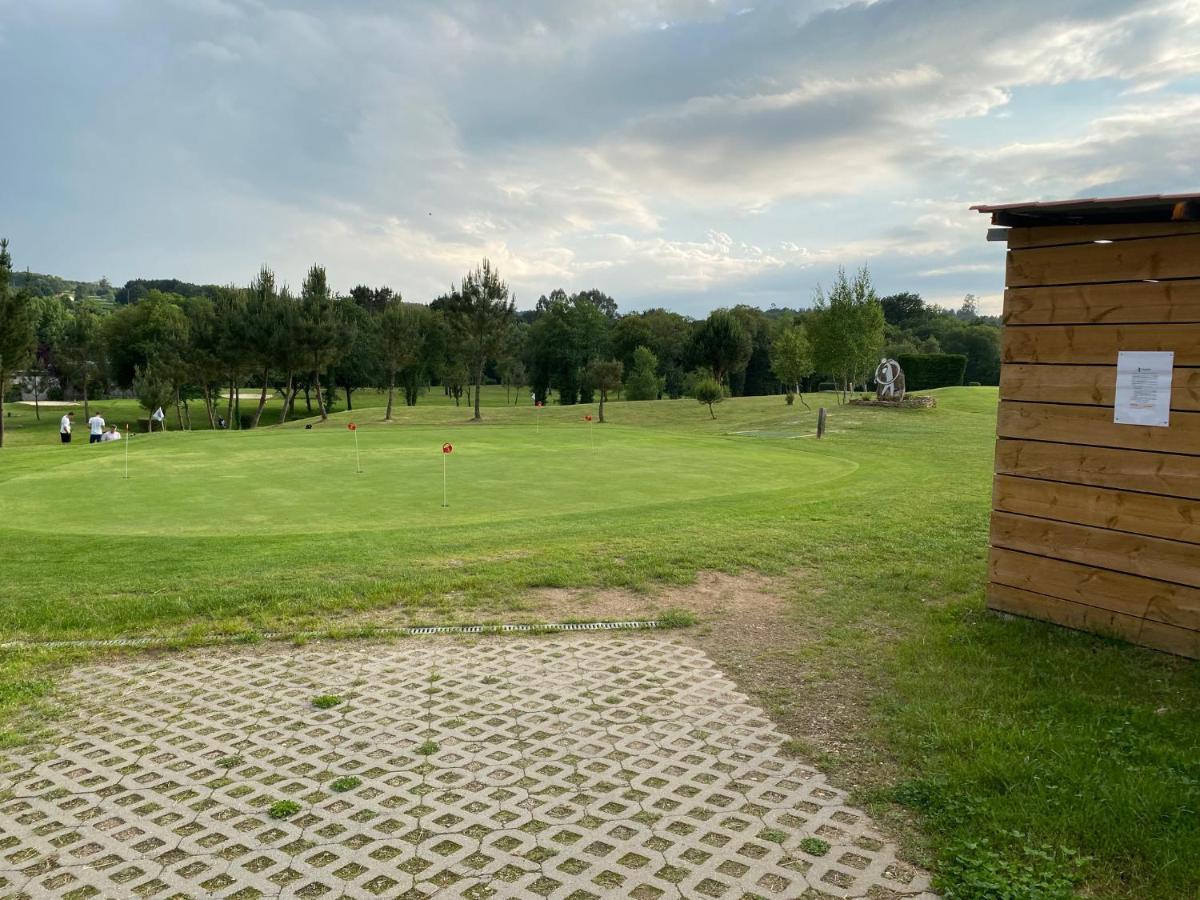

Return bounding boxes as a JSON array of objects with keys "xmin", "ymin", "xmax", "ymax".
[
  {"xmin": 311, "ymin": 695, "xmax": 343, "ymax": 709},
  {"xmin": 798, "ymin": 837, "xmax": 830, "ymax": 856},
  {"xmin": 416, "ymin": 740, "xmax": 439, "ymax": 756},
  {"xmin": 758, "ymin": 828, "xmax": 787, "ymax": 844},
  {"xmin": 268, "ymin": 800, "xmax": 301, "ymax": 819},
  {"xmin": 330, "ymin": 776, "xmax": 362, "ymax": 793},
  {"xmin": 216, "ymin": 755, "xmax": 244, "ymax": 769}
]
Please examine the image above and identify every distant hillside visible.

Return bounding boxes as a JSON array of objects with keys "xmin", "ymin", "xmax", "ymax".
[{"xmin": 12, "ymin": 271, "xmax": 220, "ymax": 307}]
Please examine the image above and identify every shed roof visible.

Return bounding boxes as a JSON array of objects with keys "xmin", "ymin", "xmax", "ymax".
[{"xmin": 971, "ymin": 193, "xmax": 1200, "ymax": 227}]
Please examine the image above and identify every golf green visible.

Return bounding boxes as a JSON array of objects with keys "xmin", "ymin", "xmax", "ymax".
[{"xmin": 2, "ymin": 423, "xmax": 855, "ymax": 536}]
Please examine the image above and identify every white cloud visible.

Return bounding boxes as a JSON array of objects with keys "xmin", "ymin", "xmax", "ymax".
[{"xmin": 1, "ymin": 0, "xmax": 1197, "ymax": 314}]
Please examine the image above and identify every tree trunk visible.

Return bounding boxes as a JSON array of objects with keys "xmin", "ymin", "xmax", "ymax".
[
  {"xmin": 472, "ymin": 361, "xmax": 484, "ymax": 421},
  {"xmin": 33, "ymin": 387, "xmax": 40, "ymax": 421},
  {"xmin": 599, "ymin": 391, "xmax": 606, "ymax": 423},
  {"xmin": 82, "ymin": 376, "xmax": 90, "ymax": 421},
  {"xmin": 234, "ymin": 384, "xmax": 241, "ymax": 429},
  {"xmin": 279, "ymin": 372, "xmax": 295, "ymax": 425},
  {"xmin": 304, "ymin": 382, "xmax": 312, "ymax": 413},
  {"xmin": 708, "ymin": 402, "xmax": 716, "ymax": 419},
  {"xmin": 345, "ymin": 385, "xmax": 352, "ymax": 411},
  {"xmin": 0, "ymin": 376, "xmax": 6, "ymax": 448},
  {"xmin": 225, "ymin": 375, "xmax": 235, "ymax": 424},
  {"xmin": 250, "ymin": 368, "xmax": 270, "ymax": 428},
  {"xmin": 385, "ymin": 372, "xmax": 395, "ymax": 421},
  {"xmin": 202, "ymin": 383, "xmax": 216, "ymax": 429},
  {"xmin": 183, "ymin": 397, "xmax": 192, "ymax": 430},
  {"xmin": 315, "ymin": 370, "xmax": 328, "ymax": 421},
  {"xmin": 174, "ymin": 386, "xmax": 184, "ymax": 430}
]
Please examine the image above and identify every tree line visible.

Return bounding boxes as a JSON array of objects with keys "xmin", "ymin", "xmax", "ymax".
[{"xmin": 1, "ymin": 238, "xmax": 1002, "ymax": 447}]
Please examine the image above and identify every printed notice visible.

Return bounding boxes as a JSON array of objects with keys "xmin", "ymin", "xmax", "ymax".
[{"xmin": 1114, "ymin": 350, "xmax": 1174, "ymax": 427}]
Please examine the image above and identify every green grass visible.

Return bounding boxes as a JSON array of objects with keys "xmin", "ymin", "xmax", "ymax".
[{"xmin": 1, "ymin": 385, "xmax": 1197, "ymax": 898}]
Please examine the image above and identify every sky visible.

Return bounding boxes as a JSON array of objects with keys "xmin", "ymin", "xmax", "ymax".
[{"xmin": 2, "ymin": 0, "xmax": 1198, "ymax": 316}]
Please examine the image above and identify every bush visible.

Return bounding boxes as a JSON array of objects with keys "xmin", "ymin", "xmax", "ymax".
[
  {"xmin": 785, "ymin": 392, "xmax": 795, "ymax": 406},
  {"xmin": 897, "ymin": 353, "xmax": 967, "ymax": 390},
  {"xmin": 47, "ymin": 386, "xmax": 64, "ymax": 401},
  {"xmin": 3, "ymin": 385, "xmax": 21, "ymax": 404},
  {"xmin": 968, "ymin": 381, "xmax": 981, "ymax": 387}
]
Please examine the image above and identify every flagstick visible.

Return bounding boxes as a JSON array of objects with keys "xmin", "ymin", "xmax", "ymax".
[
  {"xmin": 124, "ymin": 423, "xmax": 129, "ymax": 480},
  {"xmin": 353, "ymin": 428, "xmax": 362, "ymax": 474},
  {"xmin": 441, "ymin": 453, "xmax": 448, "ymax": 508}
]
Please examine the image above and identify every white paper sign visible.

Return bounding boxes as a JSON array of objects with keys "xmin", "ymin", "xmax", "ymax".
[{"xmin": 1114, "ymin": 351, "xmax": 1173, "ymax": 427}]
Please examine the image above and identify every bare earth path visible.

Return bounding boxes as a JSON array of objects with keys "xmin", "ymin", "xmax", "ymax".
[{"xmin": 0, "ymin": 637, "xmax": 933, "ymax": 899}]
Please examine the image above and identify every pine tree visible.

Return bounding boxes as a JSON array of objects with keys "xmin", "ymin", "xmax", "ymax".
[{"xmin": 0, "ymin": 239, "xmax": 37, "ymax": 448}]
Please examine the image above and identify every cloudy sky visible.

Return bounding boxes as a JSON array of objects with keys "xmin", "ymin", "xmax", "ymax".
[{"xmin": 2, "ymin": 0, "xmax": 1198, "ymax": 315}]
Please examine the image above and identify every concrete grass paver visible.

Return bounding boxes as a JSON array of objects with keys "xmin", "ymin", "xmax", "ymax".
[{"xmin": 0, "ymin": 637, "xmax": 934, "ymax": 898}]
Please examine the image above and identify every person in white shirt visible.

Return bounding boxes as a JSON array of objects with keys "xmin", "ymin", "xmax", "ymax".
[
  {"xmin": 101, "ymin": 425, "xmax": 122, "ymax": 442},
  {"xmin": 60, "ymin": 411, "xmax": 75, "ymax": 444},
  {"xmin": 87, "ymin": 413, "xmax": 106, "ymax": 444}
]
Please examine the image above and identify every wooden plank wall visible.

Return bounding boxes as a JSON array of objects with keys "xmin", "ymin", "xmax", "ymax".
[{"xmin": 989, "ymin": 222, "xmax": 1200, "ymax": 658}]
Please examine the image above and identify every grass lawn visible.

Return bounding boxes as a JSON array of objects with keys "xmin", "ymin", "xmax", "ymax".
[{"xmin": 1, "ymin": 386, "xmax": 1197, "ymax": 898}]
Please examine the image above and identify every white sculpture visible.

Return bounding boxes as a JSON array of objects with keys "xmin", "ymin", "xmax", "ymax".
[{"xmin": 874, "ymin": 358, "xmax": 906, "ymax": 401}]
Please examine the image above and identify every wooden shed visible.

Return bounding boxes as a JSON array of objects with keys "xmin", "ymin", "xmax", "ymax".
[{"xmin": 973, "ymin": 194, "xmax": 1200, "ymax": 658}]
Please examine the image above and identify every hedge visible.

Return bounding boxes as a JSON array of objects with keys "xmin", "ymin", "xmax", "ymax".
[{"xmin": 896, "ymin": 353, "xmax": 967, "ymax": 391}]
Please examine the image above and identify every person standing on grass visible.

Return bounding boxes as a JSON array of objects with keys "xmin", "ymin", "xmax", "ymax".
[
  {"xmin": 59, "ymin": 411, "xmax": 74, "ymax": 444},
  {"xmin": 87, "ymin": 411, "xmax": 106, "ymax": 444},
  {"xmin": 101, "ymin": 424, "xmax": 121, "ymax": 442}
]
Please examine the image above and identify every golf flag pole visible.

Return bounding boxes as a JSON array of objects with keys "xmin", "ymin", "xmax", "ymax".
[
  {"xmin": 124, "ymin": 423, "xmax": 129, "ymax": 480},
  {"xmin": 441, "ymin": 442, "xmax": 453, "ymax": 508},
  {"xmin": 348, "ymin": 422, "xmax": 361, "ymax": 473},
  {"xmin": 584, "ymin": 414, "xmax": 594, "ymax": 452}
]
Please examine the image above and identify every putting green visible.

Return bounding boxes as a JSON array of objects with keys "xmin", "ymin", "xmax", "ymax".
[{"xmin": 2, "ymin": 423, "xmax": 855, "ymax": 536}]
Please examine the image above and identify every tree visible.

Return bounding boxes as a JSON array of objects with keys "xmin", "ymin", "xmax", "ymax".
[
  {"xmin": 957, "ymin": 293, "xmax": 980, "ymax": 321},
  {"xmin": 53, "ymin": 304, "xmax": 106, "ymax": 420},
  {"xmin": 299, "ymin": 265, "xmax": 346, "ymax": 422},
  {"xmin": 807, "ymin": 266, "xmax": 885, "ymax": 402},
  {"xmin": 691, "ymin": 309, "xmax": 751, "ymax": 387},
  {"xmin": 446, "ymin": 259, "xmax": 515, "ymax": 421},
  {"xmin": 21, "ymin": 361, "xmax": 53, "ymax": 420},
  {"xmin": 880, "ymin": 292, "xmax": 927, "ymax": 327},
  {"xmin": 584, "ymin": 358, "xmax": 622, "ymax": 423},
  {"xmin": 379, "ymin": 301, "xmax": 432, "ymax": 420},
  {"xmin": 133, "ymin": 364, "xmax": 173, "ymax": 430},
  {"xmin": 244, "ymin": 267, "xmax": 279, "ymax": 428},
  {"xmin": 329, "ymin": 302, "xmax": 378, "ymax": 412},
  {"xmin": 729, "ymin": 306, "xmax": 773, "ymax": 396},
  {"xmin": 691, "ymin": 376, "xmax": 724, "ymax": 419},
  {"xmin": 624, "ymin": 346, "xmax": 664, "ymax": 401},
  {"xmin": 0, "ymin": 239, "xmax": 37, "ymax": 448},
  {"xmin": 770, "ymin": 322, "xmax": 813, "ymax": 407}
]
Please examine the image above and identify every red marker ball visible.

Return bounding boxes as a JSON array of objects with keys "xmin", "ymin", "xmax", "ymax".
[
  {"xmin": 442, "ymin": 442, "xmax": 453, "ymax": 454},
  {"xmin": 584, "ymin": 415, "xmax": 593, "ymax": 422},
  {"xmin": 348, "ymin": 422, "xmax": 357, "ymax": 431}
]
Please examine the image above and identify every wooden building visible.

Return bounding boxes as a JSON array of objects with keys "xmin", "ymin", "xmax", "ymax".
[{"xmin": 973, "ymin": 194, "xmax": 1200, "ymax": 658}]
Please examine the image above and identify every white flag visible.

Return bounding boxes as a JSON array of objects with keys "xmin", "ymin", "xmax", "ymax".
[{"xmin": 151, "ymin": 407, "xmax": 166, "ymax": 422}]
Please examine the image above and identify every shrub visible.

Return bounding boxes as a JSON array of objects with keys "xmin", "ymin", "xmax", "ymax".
[
  {"xmin": 897, "ymin": 353, "xmax": 967, "ymax": 390},
  {"xmin": 785, "ymin": 392, "xmax": 795, "ymax": 406}
]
